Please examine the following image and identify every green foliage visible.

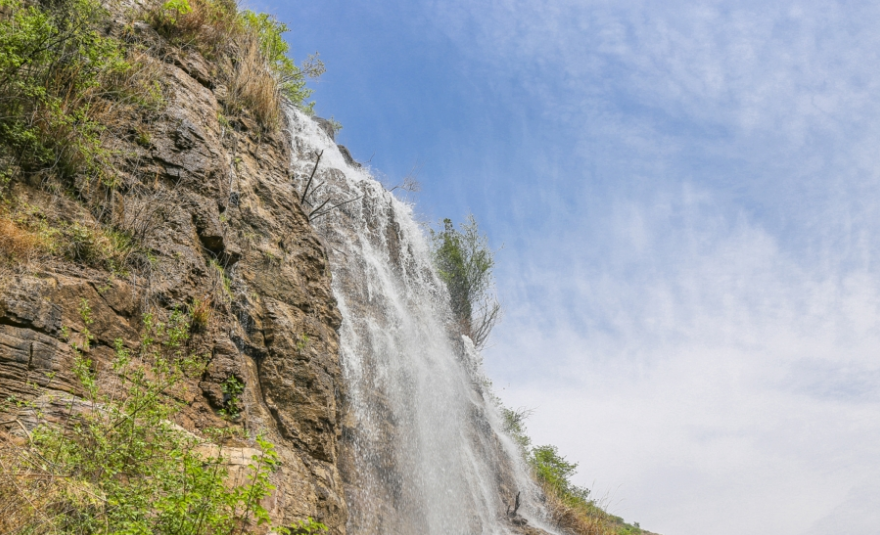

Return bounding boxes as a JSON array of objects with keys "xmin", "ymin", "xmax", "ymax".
[
  {"xmin": 149, "ymin": 0, "xmax": 238, "ymax": 53},
  {"xmin": 57, "ymin": 221, "xmax": 140, "ymax": 274},
  {"xmin": 499, "ymin": 402, "xmax": 648, "ymax": 535},
  {"xmin": 209, "ymin": 258, "xmax": 233, "ymax": 300},
  {"xmin": 499, "ymin": 403, "xmax": 587, "ymax": 500},
  {"xmin": 0, "ymin": 168, "xmax": 10, "ymax": 197},
  {"xmin": 431, "ymin": 215, "xmax": 501, "ymax": 348},
  {"xmin": 326, "ymin": 116, "xmax": 343, "ymax": 135},
  {"xmin": 0, "ymin": 0, "xmax": 126, "ymax": 181},
  {"xmin": 162, "ymin": 0, "xmax": 193, "ymax": 20},
  {"xmin": 292, "ymin": 517, "xmax": 329, "ymax": 534},
  {"xmin": 0, "ymin": 303, "xmax": 300, "ymax": 535},
  {"xmin": 219, "ymin": 375, "xmax": 244, "ymax": 419},
  {"xmin": 501, "ymin": 406, "xmax": 532, "ymax": 453},
  {"xmin": 530, "ymin": 444, "xmax": 592, "ymax": 507},
  {"xmin": 149, "ymin": 0, "xmax": 323, "ymax": 119},
  {"xmin": 296, "ymin": 333, "xmax": 309, "ymax": 352},
  {"xmin": 239, "ymin": 10, "xmax": 323, "ymax": 111}
]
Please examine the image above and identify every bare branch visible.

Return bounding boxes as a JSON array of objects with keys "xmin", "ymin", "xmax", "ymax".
[
  {"xmin": 308, "ymin": 195, "xmax": 363, "ymax": 221},
  {"xmin": 300, "ymin": 150, "xmax": 323, "ymax": 204}
]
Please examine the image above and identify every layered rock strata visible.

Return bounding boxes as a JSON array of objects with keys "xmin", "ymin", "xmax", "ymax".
[{"xmin": 0, "ymin": 17, "xmax": 348, "ymax": 534}]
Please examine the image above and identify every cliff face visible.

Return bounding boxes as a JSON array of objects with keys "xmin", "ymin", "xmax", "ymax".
[{"xmin": 0, "ymin": 12, "xmax": 348, "ymax": 533}]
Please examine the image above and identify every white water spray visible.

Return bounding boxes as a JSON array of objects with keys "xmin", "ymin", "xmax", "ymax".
[{"xmin": 286, "ymin": 108, "xmax": 553, "ymax": 535}]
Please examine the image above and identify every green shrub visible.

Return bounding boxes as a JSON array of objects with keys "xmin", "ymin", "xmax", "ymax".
[
  {"xmin": 431, "ymin": 215, "xmax": 501, "ymax": 348},
  {"xmin": 530, "ymin": 444, "xmax": 591, "ymax": 507},
  {"xmin": 150, "ymin": 0, "xmax": 239, "ymax": 56},
  {"xmin": 219, "ymin": 375, "xmax": 245, "ymax": 419},
  {"xmin": 239, "ymin": 10, "xmax": 323, "ymax": 110},
  {"xmin": 0, "ymin": 0, "xmax": 165, "ymax": 192},
  {"xmin": 498, "ymin": 402, "xmax": 649, "ymax": 535},
  {"xmin": 57, "ymin": 221, "xmax": 138, "ymax": 273},
  {"xmin": 0, "ymin": 0, "xmax": 125, "ymax": 182},
  {"xmin": 501, "ymin": 406, "xmax": 532, "ymax": 453},
  {"xmin": 0, "ymin": 304, "xmax": 307, "ymax": 535}
]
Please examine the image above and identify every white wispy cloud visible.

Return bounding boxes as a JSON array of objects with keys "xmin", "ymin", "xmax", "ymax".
[{"xmin": 413, "ymin": 1, "xmax": 880, "ymax": 534}]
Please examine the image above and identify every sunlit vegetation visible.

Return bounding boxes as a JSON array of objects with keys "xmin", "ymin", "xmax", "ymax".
[
  {"xmin": 150, "ymin": 0, "xmax": 323, "ymax": 127},
  {"xmin": 0, "ymin": 0, "xmax": 161, "ymax": 188},
  {"xmin": 431, "ymin": 215, "xmax": 502, "ymax": 349},
  {"xmin": 0, "ymin": 303, "xmax": 327, "ymax": 535},
  {"xmin": 502, "ymin": 407, "xmax": 648, "ymax": 535},
  {"xmin": 0, "ymin": 0, "xmax": 321, "ymax": 275}
]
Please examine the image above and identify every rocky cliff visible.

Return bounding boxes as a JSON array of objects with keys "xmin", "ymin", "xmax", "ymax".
[{"xmin": 0, "ymin": 6, "xmax": 348, "ymax": 532}]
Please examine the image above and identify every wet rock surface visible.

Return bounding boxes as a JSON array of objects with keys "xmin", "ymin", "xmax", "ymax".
[{"xmin": 285, "ymin": 111, "xmax": 554, "ymax": 535}]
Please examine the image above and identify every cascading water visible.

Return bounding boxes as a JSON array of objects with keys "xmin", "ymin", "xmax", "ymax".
[{"xmin": 285, "ymin": 108, "xmax": 554, "ymax": 535}]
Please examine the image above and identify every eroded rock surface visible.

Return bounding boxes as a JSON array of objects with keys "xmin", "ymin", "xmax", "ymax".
[{"xmin": 0, "ymin": 22, "xmax": 347, "ymax": 534}]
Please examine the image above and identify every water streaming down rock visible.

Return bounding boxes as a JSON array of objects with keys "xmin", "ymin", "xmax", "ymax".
[{"xmin": 285, "ymin": 108, "xmax": 554, "ymax": 535}]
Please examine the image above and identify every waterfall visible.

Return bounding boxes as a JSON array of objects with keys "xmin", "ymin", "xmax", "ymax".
[{"xmin": 286, "ymin": 108, "xmax": 553, "ymax": 535}]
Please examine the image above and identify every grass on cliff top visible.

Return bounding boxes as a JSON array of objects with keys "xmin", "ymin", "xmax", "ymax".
[
  {"xmin": 0, "ymin": 0, "xmax": 322, "ymax": 279},
  {"xmin": 502, "ymin": 407, "xmax": 650, "ymax": 535},
  {"xmin": 149, "ymin": 0, "xmax": 324, "ymax": 127},
  {"xmin": 0, "ymin": 0, "xmax": 320, "ymax": 192}
]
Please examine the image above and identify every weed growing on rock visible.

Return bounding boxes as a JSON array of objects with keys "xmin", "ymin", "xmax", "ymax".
[
  {"xmin": 209, "ymin": 258, "xmax": 234, "ymax": 301},
  {"xmin": 189, "ymin": 297, "xmax": 213, "ymax": 332},
  {"xmin": 219, "ymin": 375, "xmax": 244, "ymax": 419},
  {"xmin": 0, "ymin": 302, "xmax": 298, "ymax": 535},
  {"xmin": 293, "ymin": 517, "xmax": 329, "ymax": 534}
]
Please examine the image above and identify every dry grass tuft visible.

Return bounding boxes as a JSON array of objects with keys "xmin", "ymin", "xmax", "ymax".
[
  {"xmin": 0, "ymin": 436, "xmax": 91, "ymax": 535},
  {"xmin": 148, "ymin": 0, "xmax": 304, "ymax": 131},
  {"xmin": 539, "ymin": 481, "xmax": 646, "ymax": 535},
  {"xmin": 91, "ymin": 51, "xmax": 165, "ymax": 131},
  {"xmin": 188, "ymin": 296, "xmax": 213, "ymax": 332},
  {"xmin": 227, "ymin": 37, "xmax": 282, "ymax": 128},
  {"xmin": 150, "ymin": 0, "xmax": 241, "ymax": 59},
  {"xmin": 0, "ymin": 217, "xmax": 45, "ymax": 262}
]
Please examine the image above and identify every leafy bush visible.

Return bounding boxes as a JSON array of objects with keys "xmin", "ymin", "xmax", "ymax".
[
  {"xmin": 0, "ymin": 303, "xmax": 308, "ymax": 535},
  {"xmin": 239, "ymin": 10, "xmax": 323, "ymax": 109},
  {"xmin": 219, "ymin": 375, "xmax": 245, "ymax": 419},
  {"xmin": 530, "ymin": 444, "xmax": 591, "ymax": 507},
  {"xmin": 501, "ymin": 406, "xmax": 533, "ymax": 453},
  {"xmin": 431, "ymin": 215, "xmax": 501, "ymax": 349},
  {"xmin": 0, "ymin": 0, "xmax": 158, "ymax": 186},
  {"xmin": 0, "ymin": 0, "xmax": 114, "ymax": 179}
]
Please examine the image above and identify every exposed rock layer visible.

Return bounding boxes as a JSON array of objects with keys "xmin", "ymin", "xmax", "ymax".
[{"xmin": 0, "ymin": 17, "xmax": 348, "ymax": 534}]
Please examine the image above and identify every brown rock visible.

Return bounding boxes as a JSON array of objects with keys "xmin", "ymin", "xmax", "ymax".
[{"xmin": 0, "ymin": 27, "xmax": 348, "ymax": 535}]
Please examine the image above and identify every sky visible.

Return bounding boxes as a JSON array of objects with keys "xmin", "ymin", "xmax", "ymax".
[{"xmin": 260, "ymin": 1, "xmax": 880, "ymax": 534}]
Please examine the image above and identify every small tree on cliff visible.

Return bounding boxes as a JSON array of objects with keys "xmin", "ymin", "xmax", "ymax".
[{"xmin": 431, "ymin": 215, "xmax": 501, "ymax": 349}]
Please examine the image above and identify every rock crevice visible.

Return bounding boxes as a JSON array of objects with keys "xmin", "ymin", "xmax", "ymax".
[{"xmin": 0, "ymin": 22, "xmax": 348, "ymax": 534}]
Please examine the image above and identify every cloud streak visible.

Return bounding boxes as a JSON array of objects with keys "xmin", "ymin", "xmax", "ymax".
[
  {"xmin": 413, "ymin": 1, "xmax": 880, "ymax": 534},
  {"xmin": 273, "ymin": 0, "xmax": 880, "ymax": 532}
]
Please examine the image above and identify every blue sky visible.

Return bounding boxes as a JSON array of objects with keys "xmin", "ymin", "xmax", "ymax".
[{"xmin": 260, "ymin": 1, "xmax": 880, "ymax": 533}]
